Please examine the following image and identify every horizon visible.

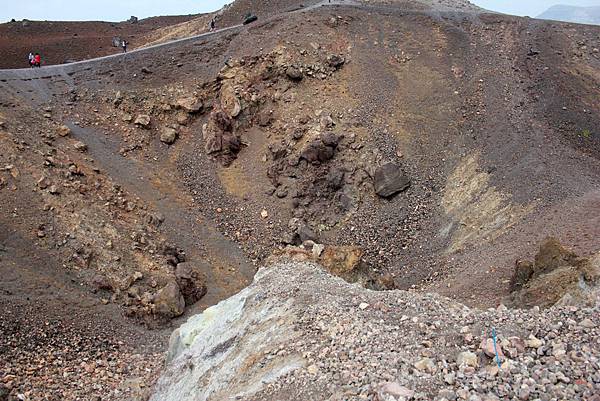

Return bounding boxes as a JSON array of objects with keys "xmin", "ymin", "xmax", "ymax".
[
  {"xmin": 1, "ymin": 0, "xmax": 600, "ymax": 23},
  {"xmin": 472, "ymin": 0, "xmax": 600, "ymax": 17},
  {"xmin": 0, "ymin": 0, "xmax": 234, "ymax": 23}
]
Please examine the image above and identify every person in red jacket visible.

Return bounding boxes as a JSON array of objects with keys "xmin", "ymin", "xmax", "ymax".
[{"xmin": 33, "ymin": 53, "xmax": 41, "ymax": 68}]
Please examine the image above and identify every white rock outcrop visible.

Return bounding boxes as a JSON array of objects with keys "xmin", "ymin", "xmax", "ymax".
[
  {"xmin": 151, "ymin": 262, "xmax": 600, "ymax": 401},
  {"xmin": 151, "ymin": 267, "xmax": 304, "ymax": 401}
]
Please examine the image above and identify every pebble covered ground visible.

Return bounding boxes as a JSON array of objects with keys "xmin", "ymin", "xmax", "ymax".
[
  {"xmin": 0, "ymin": 299, "xmax": 166, "ymax": 401},
  {"xmin": 202, "ymin": 262, "xmax": 599, "ymax": 401},
  {"xmin": 1, "ymin": 0, "xmax": 600, "ymax": 400}
]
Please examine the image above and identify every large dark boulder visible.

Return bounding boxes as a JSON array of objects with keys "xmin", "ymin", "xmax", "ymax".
[
  {"xmin": 175, "ymin": 263, "xmax": 208, "ymax": 306},
  {"xmin": 163, "ymin": 244, "xmax": 186, "ymax": 265},
  {"xmin": 373, "ymin": 163, "xmax": 411, "ymax": 198},
  {"xmin": 300, "ymin": 140, "xmax": 335, "ymax": 164},
  {"xmin": 243, "ymin": 14, "xmax": 258, "ymax": 25},
  {"xmin": 320, "ymin": 132, "xmax": 340, "ymax": 147},
  {"xmin": 326, "ymin": 167, "xmax": 345, "ymax": 190}
]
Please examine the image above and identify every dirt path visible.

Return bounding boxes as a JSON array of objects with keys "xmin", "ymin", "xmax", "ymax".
[{"xmin": 0, "ymin": 0, "xmax": 483, "ymax": 76}]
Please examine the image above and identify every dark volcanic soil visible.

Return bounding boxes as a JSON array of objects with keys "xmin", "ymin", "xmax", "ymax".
[{"xmin": 0, "ymin": 0, "xmax": 599, "ymax": 400}]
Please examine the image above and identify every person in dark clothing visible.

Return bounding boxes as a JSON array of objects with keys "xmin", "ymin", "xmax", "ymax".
[
  {"xmin": 210, "ymin": 18, "xmax": 215, "ymax": 31},
  {"xmin": 121, "ymin": 39, "xmax": 128, "ymax": 53}
]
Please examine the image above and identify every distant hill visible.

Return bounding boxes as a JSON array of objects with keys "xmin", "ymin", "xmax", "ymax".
[
  {"xmin": 0, "ymin": 15, "xmax": 199, "ymax": 69},
  {"xmin": 537, "ymin": 4, "xmax": 600, "ymax": 25}
]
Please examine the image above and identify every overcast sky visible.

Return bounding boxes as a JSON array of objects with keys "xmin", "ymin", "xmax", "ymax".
[
  {"xmin": 1, "ymin": 0, "xmax": 599, "ymax": 22},
  {"xmin": 0, "ymin": 1, "xmax": 233, "ymax": 22}
]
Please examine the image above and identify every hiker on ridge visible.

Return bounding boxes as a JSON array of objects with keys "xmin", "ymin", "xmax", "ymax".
[
  {"xmin": 121, "ymin": 39, "xmax": 128, "ymax": 53},
  {"xmin": 28, "ymin": 52, "xmax": 34, "ymax": 67},
  {"xmin": 210, "ymin": 18, "xmax": 216, "ymax": 31},
  {"xmin": 33, "ymin": 53, "xmax": 41, "ymax": 68}
]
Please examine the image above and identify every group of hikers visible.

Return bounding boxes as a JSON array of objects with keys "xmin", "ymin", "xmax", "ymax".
[{"xmin": 27, "ymin": 52, "xmax": 42, "ymax": 68}]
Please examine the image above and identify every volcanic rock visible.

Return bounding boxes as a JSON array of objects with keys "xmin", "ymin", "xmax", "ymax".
[
  {"xmin": 90, "ymin": 274, "xmax": 113, "ymax": 291},
  {"xmin": 258, "ymin": 109, "xmax": 273, "ymax": 126},
  {"xmin": 73, "ymin": 141, "xmax": 88, "ymax": 152},
  {"xmin": 134, "ymin": 114, "xmax": 151, "ymax": 127},
  {"xmin": 326, "ymin": 167, "xmax": 345, "ymax": 190},
  {"xmin": 163, "ymin": 244, "xmax": 186, "ymax": 265},
  {"xmin": 269, "ymin": 142, "xmax": 287, "ymax": 160},
  {"xmin": 505, "ymin": 238, "xmax": 600, "ymax": 308},
  {"xmin": 48, "ymin": 184, "xmax": 60, "ymax": 195},
  {"xmin": 160, "ymin": 127, "xmax": 178, "ymax": 145},
  {"xmin": 220, "ymin": 85, "xmax": 241, "ymax": 118},
  {"xmin": 456, "ymin": 351, "xmax": 479, "ymax": 368},
  {"xmin": 175, "ymin": 263, "xmax": 207, "ymax": 306},
  {"xmin": 327, "ymin": 54, "xmax": 345, "ymax": 69},
  {"xmin": 122, "ymin": 261, "xmax": 600, "ymax": 400},
  {"xmin": 202, "ymin": 109, "xmax": 240, "ymax": 164},
  {"xmin": 376, "ymin": 382, "xmax": 414, "ymax": 399},
  {"xmin": 57, "ymin": 124, "xmax": 71, "ymax": 137},
  {"xmin": 153, "ymin": 282, "xmax": 185, "ymax": 319},
  {"xmin": 480, "ymin": 338, "xmax": 505, "ymax": 360},
  {"xmin": 414, "ymin": 357, "xmax": 436, "ymax": 373},
  {"xmin": 176, "ymin": 97, "xmax": 203, "ymax": 113},
  {"xmin": 300, "ymin": 139, "xmax": 335, "ymax": 164},
  {"xmin": 286, "ymin": 66, "xmax": 303, "ymax": 81},
  {"xmin": 320, "ymin": 246, "xmax": 363, "ymax": 276},
  {"xmin": 373, "ymin": 162, "xmax": 411, "ymax": 198},
  {"xmin": 534, "ymin": 237, "xmax": 579, "ymax": 277},
  {"xmin": 320, "ymin": 114, "xmax": 335, "ymax": 130},
  {"xmin": 37, "ymin": 176, "xmax": 49, "ymax": 189},
  {"xmin": 297, "ymin": 224, "xmax": 318, "ymax": 242}
]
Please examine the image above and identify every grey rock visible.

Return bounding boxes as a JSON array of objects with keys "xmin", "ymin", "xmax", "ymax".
[
  {"xmin": 377, "ymin": 382, "xmax": 414, "ymax": 400},
  {"xmin": 374, "ymin": 163, "xmax": 411, "ymax": 198},
  {"xmin": 327, "ymin": 54, "xmax": 345, "ymax": 69},
  {"xmin": 297, "ymin": 224, "xmax": 318, "ymax": 243},
  {"xmin": 456, "ymin": 351, "xmax": 479, "ymax": 368},
  {"xmin": 134, "ymin": 114, "xmax": 151, "ymax": 127},
  {"xmin": 160, "ymin": 128, "xmax": 178, "ymax": 145},
  {"xmin": 73, "ymin": 141, "xmax": 88, "ymax": 152},
  {"xmin": 286, "ymin": 66, "xmax": 303, "ymax": 81},
  {"xmin": 438, "ymin": 389, "xmax": 457, "ymax": 401},
  {"xmin": 414, "ymin": 357, "xmax": 436, "ymax": 373},
  {"xmin": 321, "ymin": 132, "xmax": 340, "ymax": 147}
]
